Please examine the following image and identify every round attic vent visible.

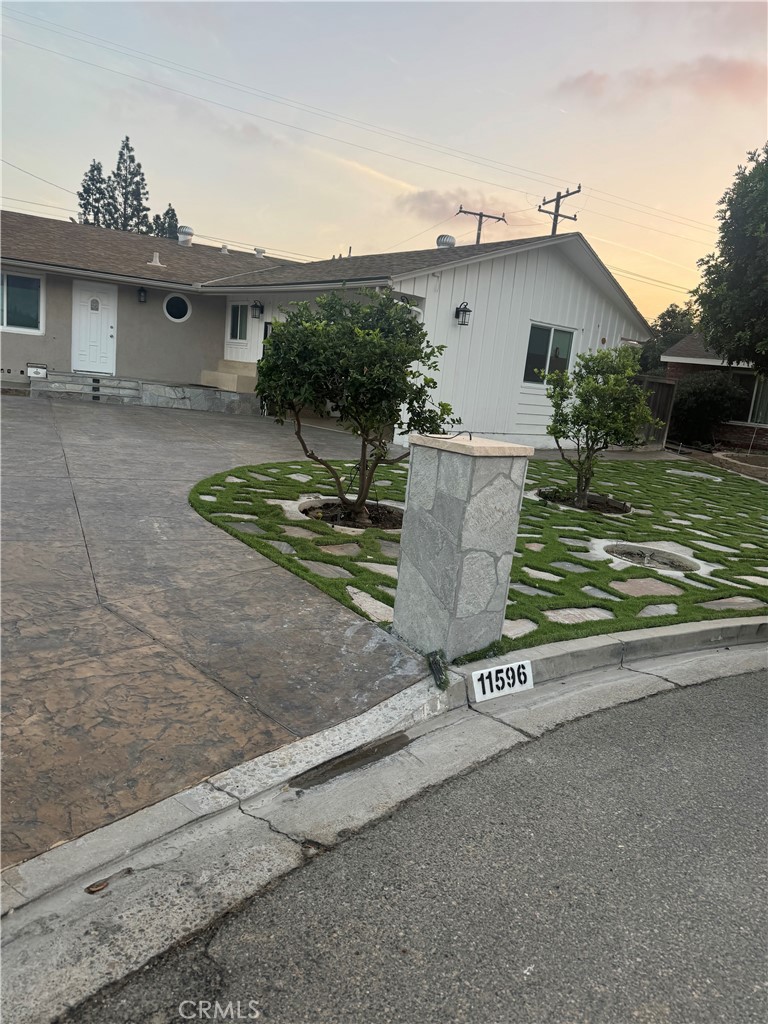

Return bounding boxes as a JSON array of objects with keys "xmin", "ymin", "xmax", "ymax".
[{"xmin": 436, "ymin": 234, "xmax": 456, "ymax": 248}]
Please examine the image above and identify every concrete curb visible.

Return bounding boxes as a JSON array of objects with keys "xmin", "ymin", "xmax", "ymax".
[{"xmin": 1, "ymin": 618, "xmax": 765, "ymax": 1024}]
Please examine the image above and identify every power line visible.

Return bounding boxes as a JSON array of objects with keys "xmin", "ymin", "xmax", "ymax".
[
  {"xmin": 3, "ymin": 8, "xmax": 717, "ymax": 236},
  {"xmin": 1, "ymin": 196, "xmax": 78, "ymax": 212},
  {"xmin": 1, "ymin": 158, "xmax": 77, "ymax": 194},
  {"xmin": 4, "ymin": 35, "xmax": 540, "ymax": 203},
  {"xmin": 381, "ymin": 215, "xmax": 459, "ymax": 252},
  {"xmin": 606, "ymin": 265, "xmax": 692, "ymax": 293}
]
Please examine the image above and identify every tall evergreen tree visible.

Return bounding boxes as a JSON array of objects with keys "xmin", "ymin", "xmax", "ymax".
[
  {"xmin": 105, "ymin": 136, "xmax": 151, "ymax": 233},
  {"xmin": 150, "ymin": 204, "xmax": 179, "ymax": 239},
  {"xmin": 77, "ymin": 159, "xmax": 110, "ymax": 226}
]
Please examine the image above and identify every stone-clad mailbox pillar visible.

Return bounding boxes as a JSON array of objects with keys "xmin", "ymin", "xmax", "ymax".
[{"xmin": 393, "ymin": 434, "xmax": 533, "ymax": 662}]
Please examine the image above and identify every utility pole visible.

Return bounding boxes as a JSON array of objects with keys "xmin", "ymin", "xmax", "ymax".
[
  {"xmin": 457, "ymin": 205, "xmax": 507, "ymax": 244},
  {"xmin": 538, "ymin": 184, "xmax": 581, "ymax": 235}
]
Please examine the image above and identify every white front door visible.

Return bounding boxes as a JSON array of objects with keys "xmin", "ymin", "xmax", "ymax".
[{"xmin": 72, "ymin": 281, "xmax": 117, "ymax": 374}]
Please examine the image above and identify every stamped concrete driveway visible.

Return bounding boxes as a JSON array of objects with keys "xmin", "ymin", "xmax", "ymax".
[{"xmin": 1, "ymin": 397, "xmax": 424, "ymax": 867}]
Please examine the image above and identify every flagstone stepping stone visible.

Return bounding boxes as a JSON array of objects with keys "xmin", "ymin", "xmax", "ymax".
[
  {"xmin": 502, "ymin": 618, "xmax": 538, "ymax": 639},
  {"xmin": 372, "ymin": 479, "xmax": 392, "ymax": 487},
  {"xmin": 689, "ymin": 530, "xmax": 715, "ymax": 538},
  {"xmin": 248, "ymin": 473, "xmax": 273, "ymax": 482},
  {"xmin": 525, "ymin": 543, "xmax": 545, "ymax": 552},
  {"xmin": 210, "ymin": 485, "xmax": 225, "ymax": 491},
  {"xmin": 670, "ymin": 519, "xmax": 692, "ymax": 526},
  {"xmin": 652, "ymin": 525, "xmax": 676, "ymax": 532},
  {"xmin": 680, "ymin": 577, "xmax": 714, "ymax": 590},
  {"xmin": 581, "ymin": 586, "xmax": 620, "ymax": 602},
  {"xmin": 695, "ymin": 541, "xmax": 739, "ymax": 553},
  {"xmin": 709, "ymin": 577, "xmax": 750, "ymax": 590},
  {"xmin": 319, "ymin": 542, "xmax": 362, "ymax": 556},
  {"xmin": 298, "ymin": 560, "xmax": 353, "ymax": 578},
  {"xmin": 282, "ymin": 526, "xmax": 318, "ymax": 539},
  {"xmin": 737, "ymin": 575, "xmax": 768, "ymax": 586},
  {"xmin": 638, "ymin": 603, "xmax": 678, "ymax": 617},
  {"xmin": 366, "ymin": 562, "xmax": 399, "ymax": 579},
  {"xmin": 347, "ymin": 587, "xmax": 393, "ymax": 622},
  {"xmin": 377, "ymin": 540, "xmax": 401, "ymax": 558},
  {"xmin": 631, "ymin": 509, "xmax": 654, "ymax": 517},
  {"xmin": 332, "ymin": 525, "xmax": 366, "ymax": 535},
  {"xmin": 559, "ymin": 537, "xmax": 590, "ymax": 547},
  {"xmin": 544, "ymin": 607, "xmax": 615, "ymax": 624},
  {"xmin": 523, "ymin": 567, "xmax": 563, "ymax": 583},
  {"xmin": 551, "ymin": 561, "xmax": 591, "ymax": 574},
  {"xmin": 231, "ymin": 522, "xmax": 267, "ymax": 536},
  {"xmin": 288, "ymin": 473, "xmax": 313, "ymax": 483},
  {"xmin": 509, "ymin": 582, "xmax": 556, "ymax": 598},
  {"xmin": 379, "ymin": 586, "xmax": 398, "ymax": 597},
  {"xmin": 740, "ymin": 543, "xmax": 759, "ymax": 549},
  {"xmin": 225, "ymin": 475, "xmax": 246, "ymax": 483},
  {"xmin": 700, "ymin": 596, "xmax": 765, "ymax": 611},
  {"xmin": 199, "ymin": 495, "xmax": 217, "ymax": 502},
  {"xmin": 611, "ymin": 578, "xmax": 683, "ymax": 597},
  {"xmin": 689, "ymin": 514, "xmax": 713, "ymax": 520},
  {"xmin": 265, "ymin": 540, "xmax": 296, "ymax": 555},
  {"xmin": 211, "ymin": 512, "xmax": 259, "ymax": 521},
  {"xmin": 666, "ymin": 469, "xmax": 722, "ymax": 481}
]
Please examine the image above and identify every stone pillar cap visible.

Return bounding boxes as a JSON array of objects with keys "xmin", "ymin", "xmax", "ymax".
[{"xmin": 409, "ymin": 433, "xmax": 534, "ymax": 457}]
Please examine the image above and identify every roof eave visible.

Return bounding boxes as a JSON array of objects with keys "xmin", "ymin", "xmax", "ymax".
[{"xmin": 0, "ymin": 257, "xmax": 203, "ymax": 291}]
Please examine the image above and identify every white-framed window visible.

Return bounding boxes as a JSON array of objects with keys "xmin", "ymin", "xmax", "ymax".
[
  {"xmin": 1, "ymin": 272, "xmax": 44, "ymax": 334},
  {"xmin": 730, "ymin": 372, "xmax": 768, "ymax": 426},
  {"xmin": 163, "ymin": 293, "xmax": 191, "ymax": 323},
  {"xmin": 523, "ymin": 323, "xmax": 574, "ymax": 383},
  {"xmin": 229, "ymin": 303, "xmax": 249, "ymax": 341}
]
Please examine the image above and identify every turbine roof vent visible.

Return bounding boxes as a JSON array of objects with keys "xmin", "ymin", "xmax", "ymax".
[
  {"xmin": 436, "ymin": 234, "xmax": 456, "ymax": 248},
  {"xmin": 177, "ymin": 225, "xmax": 194, "ymax": 247}
]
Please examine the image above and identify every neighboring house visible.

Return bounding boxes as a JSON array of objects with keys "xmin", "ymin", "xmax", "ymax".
[
  {"xmin": 661, "ymin": 332, "xmax": 768, "ymax": 450},
  {"xmin": 1, "ymin": 212, "xmax": 651, "ymax": 445}
]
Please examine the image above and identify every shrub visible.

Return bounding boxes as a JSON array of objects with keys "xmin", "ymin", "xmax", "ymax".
[{"xmin": 669, "ymin": 371, "xmax": 748, "ymax": 445}]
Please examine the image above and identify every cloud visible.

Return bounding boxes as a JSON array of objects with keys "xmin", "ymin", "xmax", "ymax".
[
  {"xmin": 397, "ymin": 189, "xmax": 539, "ymax": 233},
  {"xmin": 556, "ymin": 56, "xmax": 766, "ymax": 104}
]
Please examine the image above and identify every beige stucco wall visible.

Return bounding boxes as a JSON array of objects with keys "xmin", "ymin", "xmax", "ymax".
[
  {"xmin": 115, "ymin": 285, "xmax": 225, "ymax": 383},
  {"xmin": 0, "ymin": 269, "xmax": 227, "ymax": 384},
  {"xmin": 0, "ymin": 271, "xmax": 72, "ymax": 376}
]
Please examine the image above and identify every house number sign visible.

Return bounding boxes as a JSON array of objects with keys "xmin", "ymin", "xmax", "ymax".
[{"xmin": 471, "ymin": 660, "xmax": 533, "ymax": 703}]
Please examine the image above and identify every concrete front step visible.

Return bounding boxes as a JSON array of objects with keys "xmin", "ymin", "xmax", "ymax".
[
  {"xmin": 200, "ymin": 370, "xmax": 258, "ymax": 394},
  {"xmin": 217, "ymin": 359, "xmax": 259, "ymax": 374}
]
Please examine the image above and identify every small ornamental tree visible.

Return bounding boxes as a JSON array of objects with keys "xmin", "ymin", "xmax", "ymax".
[
  {"xmin": 541, "ymin": 346, "xmax": 659, "ymax": 508},
  {"xmin": 257, "ymin": 289, "xmax": 458, "ymax": 524}
]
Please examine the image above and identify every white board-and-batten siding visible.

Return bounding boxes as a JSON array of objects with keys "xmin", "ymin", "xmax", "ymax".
[{"xmin": 396, "ymin": 246, "xmax": 647, "ymax": 449}]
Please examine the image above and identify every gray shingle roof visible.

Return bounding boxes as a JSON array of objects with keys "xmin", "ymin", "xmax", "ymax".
[
  {"xmin": 201, "ymin": 235, "xmax": 557, "ymax": 289},
  {"xmin": 660, "ymin": 332, "xmax": 717, "ymax": 361},
  {"xmin": 0, "ymin": 211, "xmax": 293, "ymax": 286}
]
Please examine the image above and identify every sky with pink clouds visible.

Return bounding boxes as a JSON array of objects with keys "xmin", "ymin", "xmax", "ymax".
[{"xmin": 2, "ymin": 1, "xmax": 766, "ymax": 319}]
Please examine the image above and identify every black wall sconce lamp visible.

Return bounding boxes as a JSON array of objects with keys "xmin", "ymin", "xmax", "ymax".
[
  {"xmin": 454, "ymin": 301, "xmax": 472, "ymax": 326},
  {"xmin": 250, "ymin": 300, "xmax": 265, "ymax": 319},
  {"xmin": 137, "ymin": 287, "xmax": 147, "ymax": 303}
]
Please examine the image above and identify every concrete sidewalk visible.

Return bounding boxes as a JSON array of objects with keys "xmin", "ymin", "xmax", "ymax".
[{"xmin": 1, "ymin": 397, "xmax": 424, "ymax": 867}]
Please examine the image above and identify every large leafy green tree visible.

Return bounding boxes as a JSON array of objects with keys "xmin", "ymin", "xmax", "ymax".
[
  {"xmin": 257, "ymin": 289, "xmax": 458, "ymax": 524},
  {"xmin": 640, "ymin": 302, "xmax": 696, "ymax": 374},
  {"xmin": 695, "ymin": 143, "xmax": 768, "ymax": 374},
  {"xmin": 542, "ymin": 346, "xmax": 659, "ymax": 508},
  {"xmin": 77, "ymin": 159, "xmax": 111, "ymax": 227}
]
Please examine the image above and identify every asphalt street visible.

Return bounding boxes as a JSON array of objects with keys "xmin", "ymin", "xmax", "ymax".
[{"xmin": 60, "ymin": 672, "xmax": 767, "ymax": 1024}]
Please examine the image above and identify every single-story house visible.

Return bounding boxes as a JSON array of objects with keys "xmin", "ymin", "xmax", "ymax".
[
  {"xmin": 661, "ymin": 332, "xmax": 768, "ymax": 450},
  {"xmin": 1, "ymin": 211, "xmax": 651, "ymax": 446}
]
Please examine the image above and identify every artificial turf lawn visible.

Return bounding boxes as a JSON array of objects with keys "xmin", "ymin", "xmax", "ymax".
[{"xmin": 189, "ymin": 456, "xmax": 767, "ymax": 662}]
